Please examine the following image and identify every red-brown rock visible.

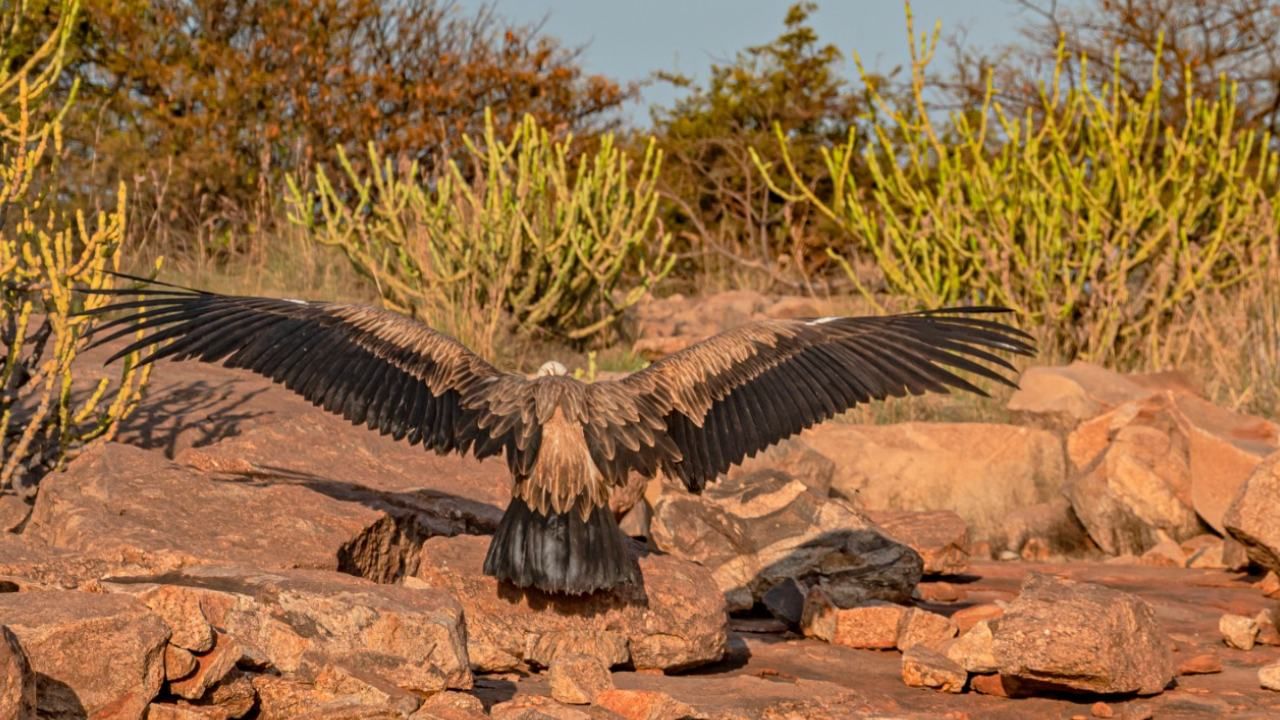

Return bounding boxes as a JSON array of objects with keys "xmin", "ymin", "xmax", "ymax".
[
  {"xmin": 0, "ymin": 625, "xmax": 35, "ymax": 720},
  {"xmin": 549, "ymin": 653, "xmax": 615, "ymax": 705},
  {"xmin": 1007, "ymin": 362, "xmax": 1198, "ymax": 426},
  {"xmin": 896, "ymin": 607, "xmax": 958, "ymax": 651},
  {"xmin": 0, "ymin": 591, "xmax": 169, "ymax": 719},
  {"xmin": 800, "ymin": 589, "xmax": 905, "ymax": 650},
  {"xmin": 1225, "ymin": 451, "xmax": 1280, "ymax": 574},
  {"xmin": 1177, "ymin": 653, "xmax": 1223, "ymax": 675},
  {"xmin": 102, "ymin": 564, "xmax": 470, "ymax": 693},
  {"xmin": 169, "ymin": 631, "xmax": 240, "ymax": 700},
  {"xmin": 412, "ymin": 534, "xmax": 726, "ymax": 672},
  {"xmin": 594, "ymin": 689, "xmax": 695, "ymax": 720},
  {"xmin": 866, "ymin": 509, "xmax": 971, "ymax": 575},
  {"xmin": 992, "ymin": 573, "xmax": 1174, "ymax": 695},
  {"xmin": 806, "ymin": 422, "xmax": 1066, "ymax": 547},
  {"xmin": 649, "ymin": 469, "xmax": 921, "ymax": 612},
  {"xmin": 901, "ymin": 646, "xmax": 966, "ymax": 693}
]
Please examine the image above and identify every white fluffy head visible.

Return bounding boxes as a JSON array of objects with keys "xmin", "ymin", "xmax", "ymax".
[{"xmin": 536, "ymin": 360, "xmax": 568, "ymax": 377}]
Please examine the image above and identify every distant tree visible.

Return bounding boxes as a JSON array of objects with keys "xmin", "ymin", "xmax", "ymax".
[
  {"xmin": 34, "ymin": 0, "xmax": 636, "ymax": 255},
  {"xmin": 940, "ymin": 0, "xmax": 1280, "ymax": 133},
  {"xmin": 650, "ymin": 1, "xmax": 872, "ymax": 288}
]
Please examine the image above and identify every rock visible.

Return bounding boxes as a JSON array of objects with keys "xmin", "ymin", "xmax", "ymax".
[
  {"xmin": 865, "ymin": 509, "xmax": 970, "ymax": 575},
  {"xmin": 649, "ymin": 468, "xmax": 921, "ymax": 612},
  {"xmin": 413, "ymin": 691, "xmax": 488, "ymax": 720},
  {"xmin": 997, "ymin": 497, "xmax": 1095, "ymax": 558},
  {"xmin": 165, "ymin": 645, "xmax": 198, "ymax": 682},
  {"xmin": 1257, "ymin": 608, "xmax": 1280, "ymax": 646},
  {"xmin": 916, "ymin": 581, "xmax": 964, "ymax": 603},
  {"xmin": 1065, "ymin": 401, "xmax": 1204, "ymax": 556},
  {"xmin": 1090, "ymin": 701, "xmax": 1115, "ymax": 718},
  {"xmin": 901, "ymin": 646, "xmax": 966, "ymax": 693},
  {"xmin": 1138, "ymin": 538, "xmax": 1187, "ymax": 567},
  {"xmin": 0, "ymin": 591, "xmax": 169, "ymax": 719},
  {"xmin": 549, "ymin": 653, "xmax": 614, "ymax": 704},
  {"xmin": 761, "ymin": 577, "xmax": 807, "ymax": 626},
  {"xmin": 895, "ymin": 608, "xmax": 957, "ymax": 651},
  {"xmin": 412, "ymin": 534, "xmax": 726, "ymax": 672},
  {"xmin": 169, "ymin": 631, "xmax": 239, "ymax": 700},
  {"xmin": 728, "ymin": 438, "xmax": 835, "ymax": 498},
  {"xmin": 489, "ymin": 694, "xmax": 600, "ymax": 720},
  {"xmin": 970, "ymin": 672, "xmax": 1013, "ymax": 697},
  {"xmin": 807, "ymin": 422, "xmax": 1066, "ymax": 546},
  {"xmin": 134, "ymin": 584, "xmax": 216, "ymax": 652},
  {"xmin": 0, "ymin": 496, "xmax": 30, "ymax": 534},
  {"xmin": 800, "ymin": 589, "xmax": 905, "ymax": 650},
  {"xmin": 29, "ymin": 393, "xmax": 511, "ymax": 583},
  {"xmin": 946, "ymin": 620, "xmax": 998, "ymax": 673},
  {"xmin": 951, "ymin": 604, "xmax": 1004, "ymax": 633},
  {"xmin": 0, "ymin": 626, "xmax": 35, "ymax": 720},
  {"xmin": 0, "ymin": 532, "xmax": 168, "ymax": 591},
  {"xmin": 1262, "ymin": 661, "xmax": 1280, "ymax": 692},
  {"xmin": 1172, "ymin": 535, "xmax": 1233, "ymax": 568},
  {"xmin": 1219, "ymin": 613, "xmax": 1259, "ymax": 650},
  {"xmin": 1225, "ymin": 451, "xmax": 1280, "ymax": 573},
  {"xmin": 201, "ymin": 670, "xmax": 256, "ymax": 718},
  {"xmin": 992, "ymin": 573, "xmax": 1173, "ymax": 695},
  {"xmin": 1177, "ymin": 653, "xmax": 1223, "ymax": 675},
  {"xmin": 101, "ymin": 564, "xmax": 470, "ymax": 692},
  {"xmin": 1007, "ymin": 362, "xmax": 1197, "ymax": 426},
  {"xmin": 314, "ymin": 663, "xmax": 423, "ymax": 716},
  {"xmin": 593, "ymin": 689, "xmax": 696, "ymax": 720},
  {"xmin": 1174, "ymin": 393, "xmax": 1279, "ymax": 534}
]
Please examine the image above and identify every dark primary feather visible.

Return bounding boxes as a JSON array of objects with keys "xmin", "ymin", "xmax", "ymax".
[
  {"xmin": 597, "ymin": 307, "xmax": 1036, "ymax": 491},
  {"xmin": 79, "ymin": 275, "xmax": 531, "ymax": 462}
]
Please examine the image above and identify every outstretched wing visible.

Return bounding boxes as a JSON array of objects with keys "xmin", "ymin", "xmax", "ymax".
[
  {"xmin": 81, "ymin": 275, "xmax": 536, "ymax": 467},
  {"xmin": 592, "ymin": 307, "xmax": 1035, "ymax": 491}
]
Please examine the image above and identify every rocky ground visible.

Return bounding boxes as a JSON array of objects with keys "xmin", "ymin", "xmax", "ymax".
[{"xmin": 4, "ymin": 290, "xmax": 1280, "ymax": 719}]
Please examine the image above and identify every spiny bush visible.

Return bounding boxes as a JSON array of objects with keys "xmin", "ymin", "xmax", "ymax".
[
  {"xmin": 287, "ymin": 111, "xmax": 674, "ymax": 364},
  {"xmin": 1, "ymin": 0, "xmax": 149, "ymax": 496},
  {"xmin": 756, "ymin": 10, "xmax": 1280, "ymax": 371}
]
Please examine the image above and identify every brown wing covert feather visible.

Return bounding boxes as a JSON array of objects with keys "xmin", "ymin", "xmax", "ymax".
[{"xmin": 596, "ymin": 308, "xmax": 1035, "ymax": 491}]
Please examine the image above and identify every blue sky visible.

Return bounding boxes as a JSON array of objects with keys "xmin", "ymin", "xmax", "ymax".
[{"xmin": 459, "ymin": 1, "xmax": 1054, "ymax": 126}]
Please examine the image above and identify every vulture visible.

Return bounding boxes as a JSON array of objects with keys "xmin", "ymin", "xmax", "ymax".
[{"xmin": 83, "ymin": 273, "xmax": 1035, "ymax": 595}]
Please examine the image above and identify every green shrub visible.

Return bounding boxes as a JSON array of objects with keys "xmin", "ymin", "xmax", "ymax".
[
  {"xmin": 287, "ymin": 110, "xmax": 674, "ymax": 363},
  {"xmin": 756, "ymin": 11, "xmax": 1280, "ymax": 370},
  {"xmin": 1, "ymin": 0, "xmax": 148, "ymax": 495}
]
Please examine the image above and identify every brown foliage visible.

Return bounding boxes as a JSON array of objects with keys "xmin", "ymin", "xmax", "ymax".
[{"xmin": 50, "ymin": 0, "xmax": 635, "ymax": 257}]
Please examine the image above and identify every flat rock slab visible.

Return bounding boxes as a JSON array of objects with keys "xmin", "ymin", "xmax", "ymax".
[
  {"xmin": 0, "ymin": 591, "xmax": 169, "ymax": 720},
  {"xmin": 413, "ymin": 534, "xmax": 727, "ymax": 673},
  {"xmin": 24, "ymin": 438, "xmax": 503, "ymax": 584},
  {"xmin": 100, "ymin": 564, "xmax": 471, "ymax": 693}
]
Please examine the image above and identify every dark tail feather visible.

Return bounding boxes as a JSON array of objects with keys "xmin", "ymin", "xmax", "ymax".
[{"xmin": 483, "ymin": 496, "xmax": 641, "ymax": 595}]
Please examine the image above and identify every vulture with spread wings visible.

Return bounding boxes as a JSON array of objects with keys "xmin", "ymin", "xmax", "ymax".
[{"xmin": 84, "ymin": 274, "xmax": 1035, "ymax": 595}]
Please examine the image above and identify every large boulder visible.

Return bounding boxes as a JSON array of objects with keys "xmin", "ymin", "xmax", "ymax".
[
  {"xmin": 412, "ymin": 534, "xmax": 727, "ymax": 673},
  {"xmin": 1224, "ymin": 451, "xmax": 1280, "ymax": 573},
  {"xmin": 1064, "ymin": 392, "xmax": 1276, "ymax": 555},
  {"xmin": 648, "ymin": 469, "xmax": 922, "ymax": 612},
  {"xmin": 992, "ymin": 573, "xmax": 1174, "ymax": 696},
  {"xmin": 0, "ymin": 591, "xmax": 170, "ymax": 719},
  {"xmin": 100, "ymin": 564, "xmax": 471, "ymax": 693},
  {"xmin": 804, "ymin": 422, "xmax": 1066, "ymax": 546},
  {"xmin": 1007, "ymin": 362, "xmax": 1199, "ymax": 427},
  {"xmin": 24, "ymin": 439, "xmax": 502, "ymax": 584}
]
